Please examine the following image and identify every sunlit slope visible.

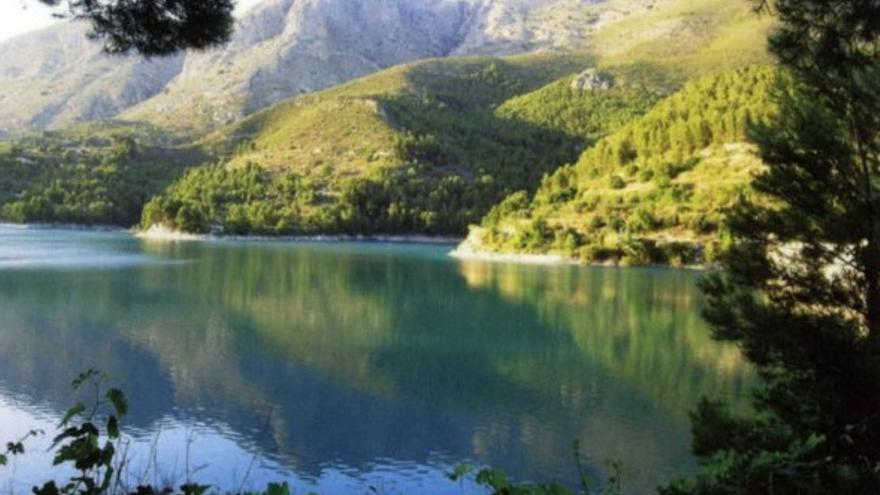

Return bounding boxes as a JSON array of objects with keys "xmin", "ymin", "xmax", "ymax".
[
  {"xmin": 591, "ymin": 0, "xmax": 774, "ymax": 84},
  {"xmin": 494, "ymin": 74, "xmax": 661, "ymax": 143},
  {"xmin": 145, "ymin": 53, "xmax": 666, "ymax": 236},
  {"xmin": 460, "ymin": 66, "xmax": 778, "ymax": 265},
  {"xmin": 201, "ymin": 0, "xmax": 774, "ymax": 173},
  {"xmin": 116, "ymin": 0, "xmax": 660, "ymax": 137},
  {"xmin": 200, "ymin": 54, "xmax": 592, "ymax": 175}
]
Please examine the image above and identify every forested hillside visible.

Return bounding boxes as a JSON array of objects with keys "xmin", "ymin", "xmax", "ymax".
[
  {"xmin": 0, "ymin": 124, "xmax": 204, "ymax": 226},
  {"xmin": 496, "ymin": 74, "xmax": 661, "ymax": 142},
  {"xmin": 132, "ymin": 0, "xmax": 773, "ymax": 238},
  {"xmin": 140, "ymin": 55, "xmax": 663, "ymax": 236},
  {"xmin": 460, "ymin": 66, "xmax": 778, "ymax": 265}
]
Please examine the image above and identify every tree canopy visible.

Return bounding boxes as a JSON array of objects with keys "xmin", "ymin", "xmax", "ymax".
[
  {"xmin": 663, "ymin": 0, "xmax": 880, "ymax": 492},
  {"xmin": 36, "ymin": 0, "xmax": 235, "ymax": 56}
]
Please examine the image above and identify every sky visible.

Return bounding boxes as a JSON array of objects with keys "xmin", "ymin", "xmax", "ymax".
[
  {"xmin": 0, "ymin": 1, "xmax": 57, "ymax": 42},
  {"xmin": 0, "ymin": 0, "xmax": 264, "ymax": 43}
]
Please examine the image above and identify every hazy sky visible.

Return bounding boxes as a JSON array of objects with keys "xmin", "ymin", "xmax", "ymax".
[
  {"xmin": 0, "ymin": 1, "xmax": 57, "ymax": 42},
  {"xmin": 0, "ymin": 0, "xmax": 264, "ymax": 43}
]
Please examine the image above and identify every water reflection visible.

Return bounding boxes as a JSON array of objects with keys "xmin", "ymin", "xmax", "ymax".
[{"xmin": 0, "ymin": 227, "xmax": 753, "ymax": 494}]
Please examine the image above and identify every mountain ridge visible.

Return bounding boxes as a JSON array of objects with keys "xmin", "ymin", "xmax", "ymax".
[{"xmin": 0, "ymin": 0, "xmax": 659, "ymax": 137}]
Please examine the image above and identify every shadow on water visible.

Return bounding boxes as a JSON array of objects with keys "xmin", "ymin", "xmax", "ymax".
[{"xmin": 0, "ymin": 227, "xmax": 754, "ymax": 494}]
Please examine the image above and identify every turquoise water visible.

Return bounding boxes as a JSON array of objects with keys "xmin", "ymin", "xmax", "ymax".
[{"xmin": 0, "ymin": 225, "xmax": 753, "ymax": 494}]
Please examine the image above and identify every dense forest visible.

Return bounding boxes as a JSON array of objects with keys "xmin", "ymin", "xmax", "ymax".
[
  {"xmin": 139, "ymin": 60, "xmax": 660, "ymax": 236},
  {"xmin": 0, "ymin": 126, "xmax": 200, "ymax": 226},
  {"xmin": 469, "ymin": 66, "xmax": 778, "ymax": 265},
  {"xmin": 0, "ymin": 64, "xmax": 774, "ymax": 250}
]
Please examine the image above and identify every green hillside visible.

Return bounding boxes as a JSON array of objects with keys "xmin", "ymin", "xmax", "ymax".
[
  {"xmin": 495, "ymin": 75, "xmax": 661, "ymax": 143},
  {"xmin": 0, "ymin": 123, "xmax": 205, "ymax": 226},
  {"xmin": 141, "ymin": 54, "xmax": 665, "ymax": 236},
  {"xmin": 461, "ymin": 66, "xmax": 778, "ymax": 266},
  {"xmin": 591, "ymin": 0, "xmax": 774, "ymax": 84}
]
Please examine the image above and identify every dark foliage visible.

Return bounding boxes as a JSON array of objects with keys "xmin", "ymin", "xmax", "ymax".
[
  {"xmin": 0, "ymin": 129, "xmax": 201, "ymax": 226},
  {"xmin": 663, "ymin": 1, "xmax": 880, "ymax": 493},
  {"xmin": 36, "ymin": 0, "xmax": 234, "ymax": 56},
  {"xmin": 140, "ymin": 63, "xmax": 615, "ymax": 237}
]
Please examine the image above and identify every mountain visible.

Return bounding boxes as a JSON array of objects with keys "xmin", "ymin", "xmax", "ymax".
[
  {"xmin": 0, "ymin": 0, "xmax": 775, "ymax": 241},
  {"xmin": 131, "ymin": 0, "xmax": 772, "ymax": 237},
  {"xmin": 0, "ymin": 22, "xmax": 184, "ymax": 138},
  {"xmin": 0, "ymin": 0, "xmax": 662, "ymax": 138}
]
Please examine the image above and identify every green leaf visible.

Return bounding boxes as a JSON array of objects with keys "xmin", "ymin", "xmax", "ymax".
[
  {"xmin": 50, "ymin": 426, "xmax": 79, "ymax": 450},
  {"xmin": 106, "ymin": 388, "xmax": 128, "ymax": 418},
  {"xmin": 0, "ymin": 453, "xmax": 7, "ymax": 466},
  {"xmin": 475, "ymin": 468, "xmax": 511, "ymax": 491},
  {"xmin": 60, "ymin": 402, "xmax": 86, "ymax": 426},
  {"xmin": 32, "ymin": 481, "xmax": 60, "ymax": 495}
]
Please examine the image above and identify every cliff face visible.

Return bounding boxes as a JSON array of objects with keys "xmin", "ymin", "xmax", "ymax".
[
  {"xmin": 0, "ymin": 0, "xmax": 655, "ymax": 136},
  {"xmin": 122, "ymin": 0, "xmax": 480, "ymax": 133},
  {"xmin": 0, "ymin": 22, "xmax": 184, "ymax": 137}
]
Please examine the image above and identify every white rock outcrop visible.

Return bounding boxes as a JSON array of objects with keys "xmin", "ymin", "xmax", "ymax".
[{"xmin": 570, "ymin": 68, "xmax": 615, "ymax": 91}]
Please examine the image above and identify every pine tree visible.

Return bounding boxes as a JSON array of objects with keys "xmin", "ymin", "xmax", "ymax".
[
  {"xmin": 663, "ymin": 1, "xmax": 880, "ymax": 493},
  {"xmin": 35, "ymin": 0, "xmax": 234, "ymax": 56}
]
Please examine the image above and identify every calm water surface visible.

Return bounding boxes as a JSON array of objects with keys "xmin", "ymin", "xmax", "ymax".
[{"xmin": 0, "ymin": 225, "xmax": 753, "ymax": 494}]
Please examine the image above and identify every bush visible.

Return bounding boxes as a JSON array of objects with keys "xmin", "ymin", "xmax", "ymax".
[{"xmin": 608, "ymin": 175, "xmax": 626, "ymax": 189}]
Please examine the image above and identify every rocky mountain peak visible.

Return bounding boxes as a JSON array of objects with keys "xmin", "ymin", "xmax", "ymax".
[{"xmin": 0, "ymin": 0, "xmax": 660, "ymax": 137}]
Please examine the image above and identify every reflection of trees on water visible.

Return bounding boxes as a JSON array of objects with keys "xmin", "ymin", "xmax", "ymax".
[
  {"xmin": 456, "ymin": 261, "xmax": 754, "ymax": 418},
  {"xmin": 0, "ymin": 239, "xmax": 753, "ymax": 493}
]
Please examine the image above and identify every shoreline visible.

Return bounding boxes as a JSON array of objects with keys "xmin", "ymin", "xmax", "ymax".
[
  {"xmin": 449, "ymin": 247, "xmax": 582, "ymax": 265},
  {"xmin": 452, "ymin": 227, "xmax": 712, "ymax": 269},
  {"xmin": 3, "ymin": 222, "xmax": 710, "ymax": 270},
  {"xmin": 451, "ymin": 243, "xmax": 712, "ymax": 270},
  {"xmin": 0, "ymin": 222, "xmax": 127, "ymax": 232},
  {"xmin": 134, "ymin": 224, "xmax": 463, "ymax": 245}
]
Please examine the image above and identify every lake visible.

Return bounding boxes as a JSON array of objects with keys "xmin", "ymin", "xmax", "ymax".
[{"xmin": 0, "ymin": 225, "xmax": 753, "ymax": 494}]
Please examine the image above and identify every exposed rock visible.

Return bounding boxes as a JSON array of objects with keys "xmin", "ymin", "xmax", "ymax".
[
  {"xmin": 0, "ymin": 22, "xmax": 183, "ymax": 136},
  {"xmin": 0, "ymin": 0, "xmax": 658, "ymax": 137},
  {"xmin": 570, "ymin": 68, "xmax": 615, "ymax": 91}
]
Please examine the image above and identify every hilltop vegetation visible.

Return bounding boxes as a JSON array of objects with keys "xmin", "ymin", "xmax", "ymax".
[
  {"xmin": 142, "ymin": 55, "xmax": 662, "ymax": 236},
  {"xmin": 496, "ymin": 75, "xmax": 661, "ymax": 142},
  {"xmin": 592, "ymin": 0, "xmax": 774, "ymax": 82},
  {"xmin": 463, "ymin": 66, "xmax": 778, "ymax": 265},
  {"xmin": 0, "ymin": 0, "xmax": 663, "ymax": 138}
]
